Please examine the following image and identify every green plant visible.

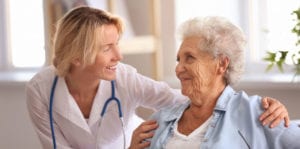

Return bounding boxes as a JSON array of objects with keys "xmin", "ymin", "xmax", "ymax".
[{"xmin": 264, "ymin": 7, "xmax": 300, "ymax": 77}]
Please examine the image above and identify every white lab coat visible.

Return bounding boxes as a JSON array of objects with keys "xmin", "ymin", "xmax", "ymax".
[{"xmin": 26, "ymin": 63, "xmax": 186, "ymax": 149}]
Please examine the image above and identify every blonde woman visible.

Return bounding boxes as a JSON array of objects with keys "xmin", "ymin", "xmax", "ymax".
[{"xmin": 26, "ymin": 7, "xmax": 290, "ymax": 149}]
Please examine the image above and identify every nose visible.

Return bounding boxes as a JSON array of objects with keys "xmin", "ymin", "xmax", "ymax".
[
  {"xmin": 175, "ymin": 61, "xmax": 185, "ymax": 74},
  {"xmin": 113, "ymin": 45, "xmax": 123, "ymax": 61}
]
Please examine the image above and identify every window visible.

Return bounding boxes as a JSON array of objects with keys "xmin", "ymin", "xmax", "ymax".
[
  {"xmin": 247, "ymin": 0, "xmax": 299, "ymax": 74},
  {"xmin": 1, "ymin": 0, "xmax": 45, "ymax": 70},
  {"xmin": 0, "ymin": 0, "xmax": 298, "ymax": 82},
  {"xmin": 172, "ymin": 0, "xmax": 299, "ymax": 83}
]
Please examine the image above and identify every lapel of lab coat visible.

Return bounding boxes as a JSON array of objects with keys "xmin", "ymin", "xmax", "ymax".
[
  {"xmin": 88, "ymin": 80, "xmax": 111, "ymax": 128},
  {"xmin": 53, "ymin": 77, "xmax": 92, "ymax": 135}
]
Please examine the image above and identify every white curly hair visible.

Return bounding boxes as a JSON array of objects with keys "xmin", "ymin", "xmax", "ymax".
[{"xmin": 177, "ymin": 16, "xmax": 246, "ymax": 85}]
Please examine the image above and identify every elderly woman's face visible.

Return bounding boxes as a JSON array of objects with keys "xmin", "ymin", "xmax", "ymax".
[{"xmin": 175, "ymin": 36, "xmax": 220, "ymax": 98}]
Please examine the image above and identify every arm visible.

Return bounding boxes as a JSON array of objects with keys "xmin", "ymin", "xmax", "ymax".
[
  {"xmin": 260, "ymin": 97, "xmax": 290, "ymax": 128},
  {"xmin": 26, "ymin": 83, "xmax": 72, "ymax": 149},
  {"xmin": 263, "ymin": 122, "xmax": 300, "ymax": 148},
  {"xmin": 123, "ymin": 63, "xmax": 186, "ymax": 111}
]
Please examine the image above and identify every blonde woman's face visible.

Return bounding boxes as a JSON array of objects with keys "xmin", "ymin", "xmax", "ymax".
[
  {"xmin": 175, "ymin": 36, "xmax": 219, "ymax": 99},
  {"xmin": 83, "ymin": 24, "xmax": 123, "ymax": 80}
]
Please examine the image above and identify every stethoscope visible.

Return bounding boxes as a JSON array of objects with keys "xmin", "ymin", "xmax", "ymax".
[{"xmin": 49, "ymin": 76, "xmax": 125, "ymax": 149}]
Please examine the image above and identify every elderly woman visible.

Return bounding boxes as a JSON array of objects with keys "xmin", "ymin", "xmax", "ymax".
[
  {"xmin": 129, "ymin": 16, "xmax": 300, "ymax": 149},
  {"xmin": 27, "ymin": 6, "xmax": 289, "ymax": 148}
]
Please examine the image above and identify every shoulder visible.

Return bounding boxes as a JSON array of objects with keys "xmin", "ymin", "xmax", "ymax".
[
  {"xmin": 26, "ymin": 65, "xmax": 56, "ymax": 91},
  {"xmin": 115, "ymin": 62, "xmax": 138, "ymax": 88},
  {"xmin": 116, "ymin": 62, "xmax": 138, "ymax": 74},
  {"xmin": 229, "ymin": 89, "xmax": 262, "ymax": 109},
  {"xmin": 220, "ymin": 86, "xmax": 264, "ymax": 125},
  {"xmin": 229, "ymin": 89, "xmax": 264, "ymax": 119},
  {"xmin": 26, "ymin": 66, "xmax": 57, "ymax": 106},
  {"xmin": 115, "ymin": 63, "xmax": 138, "ymax": 84},
  {"xmin": 115, "ymin": 62, "xmax": 158, "ymax": 88},
  {"xmin": 216, "ymin": 86, "xmax": 262, "ymax": 112},
  {"xmin": 150, "ymin": 101, "xmax": 189, "ymax": 122},
  {"xmin": 147, "ymin": 102, "xmax": 189, "ymax": 148},
  {"xmin": 257, "ymin": 118, "xmax": 300, "ymax": 148}
]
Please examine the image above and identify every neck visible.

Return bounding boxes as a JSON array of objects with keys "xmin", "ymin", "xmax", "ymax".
[
  {"xmin": 191, "ymin": 82, "xmax": 225, "ymax": 106},
  {"xmin": 64, "ymin": 72, "xmax": 100, "ymax": 118},
  {"xmin": 178, "ymin": 105, "xmax": 213, "ymax": 135},
  {"xmin": 65, "ymin": 73, "xmax": 100, "ymax": 96}
]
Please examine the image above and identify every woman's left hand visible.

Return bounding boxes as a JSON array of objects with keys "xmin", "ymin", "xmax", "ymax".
[{"xmin": 259, "ymin": 97, "xmax": 290, "ymax": 128}]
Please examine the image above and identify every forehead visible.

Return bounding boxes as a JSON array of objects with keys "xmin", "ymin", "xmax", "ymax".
[
  {"xmin": 97, "ymin": 24, "xmax": 119, "ymax": 36},
  {"xmin": 181, "ymin": 36, "xmax": 201, "ymax": 47},
  {"xmin": 178, "ymin": 36, "xmax": 202, "ymax": 54},
  {"xmin": 177, "ymin": 36, "xmax": 214, "ymax": 59},
  {"xmin": 96, "ymin": 25, "xmax": 119, "ymax": 43}
]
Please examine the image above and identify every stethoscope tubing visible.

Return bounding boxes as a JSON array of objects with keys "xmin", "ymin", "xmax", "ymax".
[
  {"xmin": 98, "ymin": 80, "xmax": 125, "ymax": 149},
  {"xmin": 49, "ymin": 76, "xmax": 58, "ymax": 149},
  {"xmin": 100, "ymin": 80, "xmax": 123, "ymax": 117},
  {"xmin": 49, "ymin": 76, "xmax": 124, "ymax": 149}
]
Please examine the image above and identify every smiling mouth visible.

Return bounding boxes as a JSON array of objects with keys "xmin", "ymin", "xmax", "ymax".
[
  {"xmin": 180, "ymin": 78, "xmax": 192, "ymax": 83},
  {"xmin": 107, "ymin": 65, "xmax": 117, "ymax": 70}
]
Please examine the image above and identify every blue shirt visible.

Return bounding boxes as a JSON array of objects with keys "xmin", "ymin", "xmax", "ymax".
[{"xmin": 147, "ymin": 86, "xmax": 300, "ymax": 149}]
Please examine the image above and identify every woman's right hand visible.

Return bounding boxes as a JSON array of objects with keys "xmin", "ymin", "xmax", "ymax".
[{"xmin": 128, "ymin": 120, "xmax": 158, "ymax": 149}]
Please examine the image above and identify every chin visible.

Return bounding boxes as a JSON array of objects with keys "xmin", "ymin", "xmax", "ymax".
[
  {"xmin": 101, "ymin": 75, "xmax": 116, "ymax": 81},
  {"xmin": 107, "ymin": 77, "xmax": 116, "ymax": 81},
  {"xmin": 181, "ymin": 89, "xmax": 189, "ymax": 96},
  {"xmin": 110, "ymin": 75, "xmax": 117, "ymax": 80},
  {"xmin": 181, "ymin": 87, "xmax": 193, "ymax": 97}
]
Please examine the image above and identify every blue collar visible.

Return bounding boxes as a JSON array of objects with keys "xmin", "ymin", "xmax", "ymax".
[{"xmin": 162, "ymin": 85, "xmax": 235, "ymax": 122}]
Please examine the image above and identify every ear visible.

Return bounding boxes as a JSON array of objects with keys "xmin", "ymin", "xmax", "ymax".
[
  {"xmin": 218, "ymin": 56, "xmax": 229, "ymax": 74},
  {"xmin": 71, "ymin": 58, "xmax": 81, "ymax": 66}
]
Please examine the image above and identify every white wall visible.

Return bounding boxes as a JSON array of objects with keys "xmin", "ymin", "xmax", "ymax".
[
  {"xmin": 235, "ymin": 81, "xmax": 300, "ymax": 119},
  {"xmin": 0, "ymin": 82, "xmax": 41, "ymax": 148}
]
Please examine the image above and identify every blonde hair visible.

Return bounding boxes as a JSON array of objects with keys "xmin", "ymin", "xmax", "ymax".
[
  {"xmin": 178, "ymin": 16, "xmax": 246, "ymax": 85},
  {"xmin": 52, "ymin": 6, "xmax": 123, "ymax": 77}
]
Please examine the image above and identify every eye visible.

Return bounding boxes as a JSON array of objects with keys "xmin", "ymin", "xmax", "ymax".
[
  {"xmin": 102, "ymin": 46, "xmax": 111, "ymax": 52},
  {"xmin": 186, "ymin": 55, "xmax": 194, "ymax": 61}
]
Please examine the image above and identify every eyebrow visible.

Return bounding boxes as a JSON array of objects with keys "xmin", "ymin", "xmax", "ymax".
[
  {"xmin": 176, "ymin": 51, "xmax": 193, "ymax": 61},
  {"xmin": 99, "ymin": 41, "xmax": 119, "ymax": 48},
  {"xmin": 183, "ymin": 51, "xmax": 195, "ymax": 57}
]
